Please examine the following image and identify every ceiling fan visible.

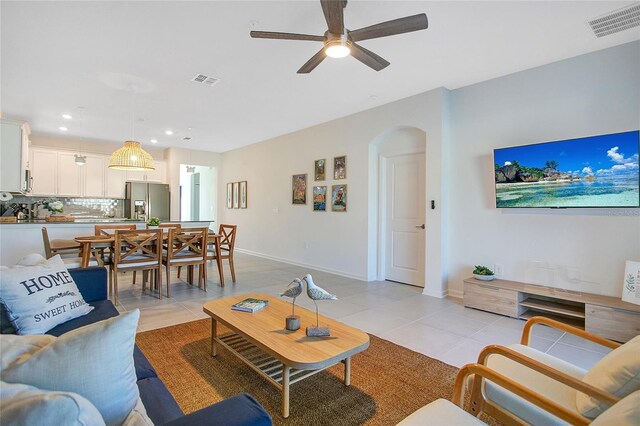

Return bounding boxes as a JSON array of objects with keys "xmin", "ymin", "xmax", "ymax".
[{"xmin": 250, "ymin": 0, "xmax": 428, "ymax": 73}]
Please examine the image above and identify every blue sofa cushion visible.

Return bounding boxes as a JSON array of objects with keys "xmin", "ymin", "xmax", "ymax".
[
  {"xmin": 46, "ymin": 299, "xmax": 118, "ymax": 336},
  {"xmin": 162, "ymin": 394, "xmax": 272, "ymax": 426},
  {"xmin": 137, "ymin": 377, "xmax": 184, "ymax": 425},
  {"xmin": 68, "ymin": 267, "xmax": 108, "ymax": 302}
]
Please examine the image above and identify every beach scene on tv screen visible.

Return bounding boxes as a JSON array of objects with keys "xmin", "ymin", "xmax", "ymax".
[{"xmin": 494, "ymin": 131, "xmax": 640, "ymax": 208}]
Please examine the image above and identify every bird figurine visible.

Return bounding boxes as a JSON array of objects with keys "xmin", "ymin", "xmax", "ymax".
[
  {"xmin": 303, "ymin": 274, "xmax": 337, "ymax": 336},
  {"xmin": 281, "ymin": 278, "xmax": 303, "ymax": 330}
]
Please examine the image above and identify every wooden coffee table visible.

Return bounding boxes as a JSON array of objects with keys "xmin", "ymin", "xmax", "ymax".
[{"xmin": 203, "ymin": 293, "xmax": 370, "ymax": 418}]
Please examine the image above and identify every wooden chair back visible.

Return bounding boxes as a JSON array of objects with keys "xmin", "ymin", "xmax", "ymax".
[
  {"xmin": 41, "ymin": 227, "xmax": 53, "ymax": 258},
  {"xmin": 95, "ymin": 224, "xmax": 137, "ymax": 236},
  {"xmin": 218, "ymin": 224, "xmax": 237, "ymax": 255},
  {"xmin": 112, "ymin": 229, "xmax": 162, "ymax": 267},
  {"xmin": 166, "ymin": 227, "xmax": 208, "ymax": 262}
]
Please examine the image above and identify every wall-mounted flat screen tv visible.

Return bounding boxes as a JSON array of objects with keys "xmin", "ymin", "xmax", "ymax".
[{"xmin": 494, "ymin": 131, "xmax": 640, "ymax": 208}]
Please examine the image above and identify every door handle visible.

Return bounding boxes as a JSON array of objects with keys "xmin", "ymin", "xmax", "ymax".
[{"xmin": 415, "ymin": 224, "xmax": 425, "ymax": 229}]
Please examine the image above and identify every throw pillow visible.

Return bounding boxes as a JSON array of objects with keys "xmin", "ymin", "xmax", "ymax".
[
  {"xmin": 591, "ymin": 390, "xmax": 640, "ymax": 426},
  {"xmin": 0, "ymin": 253, "xmax": 47, "ymax": 334},
  {"xmin": 0, "ymin": 255, "xmax": 93, "ymax": 334},
  {"xmin": 0, "ymin": 334, "xmax": 55, "ymax": 371},
  {"xmin": 576, "ymin": 335, "xmax": 640, "ymax": 418},
  {"xmin": 0, "ymin": 381, "xmax": 105, "ymax": 426},
  {"xmin": 1, "ymin": 310, "xmax": 141, "ymax": 426}
]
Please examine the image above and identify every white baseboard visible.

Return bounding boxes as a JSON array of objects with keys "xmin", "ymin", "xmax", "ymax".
[
  {"xmin": 421, "ymin": 287, "xmax": 463, "ymax": 299},
  {"xmin": 235, "ymin": 248, "xmax": 368, "ymax": 282}
]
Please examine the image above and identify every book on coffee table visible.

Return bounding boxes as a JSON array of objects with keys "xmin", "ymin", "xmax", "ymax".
[{"xmin": 231, "ymin": 298, "xmax": 269, "ymax": 313}]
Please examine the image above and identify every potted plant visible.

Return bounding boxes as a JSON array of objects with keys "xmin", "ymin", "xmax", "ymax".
[
  {"xmin": 147, "ymin": 217, "xmax": 161, "ymax": 228},
  {"xmin": 473, "ymin": 265, "xmax": 495, "ymax": 281}
]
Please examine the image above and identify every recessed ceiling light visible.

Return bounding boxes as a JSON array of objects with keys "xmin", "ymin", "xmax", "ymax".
[
  {"xmin": 59, "ymin": 126, "xmax": 68, "ymax": 131},
  {"xmin": 150, "ymin": 139, "xmax": 158, "ymax": 144},
  {"xmin": 62, "ymin": 114, "xmax": 72, "ymax": 119},
  {"xmin": 165, "ymin": 130, "xmax": 173, "ymax": 135}
]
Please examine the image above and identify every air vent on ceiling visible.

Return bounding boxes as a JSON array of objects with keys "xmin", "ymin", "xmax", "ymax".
[
  {"xmin": 182, "ymin": 137, "xmax": 192, "ymax": 141},
  {"xmin": 191, "ymin": 73, "xmax": 220, "ymax": 86},
  {"xmin": 588, "ymin": 3, "xmax": 640, "ymax": 38}
]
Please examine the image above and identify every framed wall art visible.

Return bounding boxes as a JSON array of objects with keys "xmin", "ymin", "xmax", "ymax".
[
  {"xmin": 226, "ymin": 183, "xmax": 233, "ymax": 208},
  {"xmin": 232, "ymin": 182, "xmax": 239, "ymax": 208},
  {"xmin": 331, "ymin": 184, "xmax": 347, "ymax": 212},
  {"xmin": 313, "ymin": 186, "xmax": 327, "ymax": 211},
  {"xmin": 292, "ymin": 174, "xmax": 307, "ymax": 205},
  {"xmin": 239, "ymin": 181, "xmax": 247, "ymax": 209},
  {"xmin": 314, "ymin": 159, "xmax": 326, "ymax": 181},
  {"xmin": 334, "ymin": 155, "xmax": 346, "ymax": 180}
]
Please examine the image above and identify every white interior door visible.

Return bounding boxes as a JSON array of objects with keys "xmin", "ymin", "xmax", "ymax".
[{"xmin": 385, "ymin": 153, "xmax": 425, "ymax": 287}]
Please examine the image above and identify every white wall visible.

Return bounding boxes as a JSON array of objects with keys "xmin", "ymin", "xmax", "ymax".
[
  {"xmin": 448, "ymin": 41, "xmax": 640, "ymax": 297},
  {"xmin": 30, "ymin": 134, "xmax": 165, "ymax": 159},
  {"xmin": 219, "ymin": 88, "xmax": 449, "ymax": 286}
]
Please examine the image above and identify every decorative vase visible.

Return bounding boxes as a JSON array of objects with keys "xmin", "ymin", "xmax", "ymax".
[{"xmin": 474, "ymin": 274, "xmax": 496, "ymax": 281}]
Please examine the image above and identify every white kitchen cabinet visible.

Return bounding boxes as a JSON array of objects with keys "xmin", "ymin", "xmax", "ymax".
[
  {"xmin": 57, "ymin": 152, "xmax": 82, "ymax": 196},
  {"xmin": 145, "ymin": 161, "xmax": 166, "ymax": 183},
  {"xmin": 0, "ymin": 118, "xmax": 30, "ymax": 193},
  {"xmin": 125, "ymin": 160, "xmax": 166, "ymax": 183},
  {"xmin": 83, "ymin": 155, "xmax": 106, "ymax": 197},
  {"xmin": 105, "ymin": 167, "xmax": 126, "ymax": 198},
  {"xmin": 30, "ymin": 149, "xmax": 57, "ymax": 196}
]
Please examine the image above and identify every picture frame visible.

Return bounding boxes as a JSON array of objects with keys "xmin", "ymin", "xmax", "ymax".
[
  {"xmin": 226, "ymin": 183, "xmax": 233, "ymax": 209},
  {"xmin": 292, "ymin": 174, "xmax": 307, "ymax": 205},
  {"xmin": 313, "ymin": 186, "xmax": 327, "ymax": 211},
  {"xmin": 333, "ymin": 155, "xmax": 346, "ymax": 180},
  {"xmin": 232, "ymin": 182, "xmax": 239, "ymax": 209},
  {"xmin": 239, "ymin": 181, "xmax": 247, "ymax": 209},
  {"xmin": 314, "ymin": 159, "xmax": 326, "ymax": 181},
  {"xmin": 331, "ymin": 184, "xmax": 347, "ymax": 212}
]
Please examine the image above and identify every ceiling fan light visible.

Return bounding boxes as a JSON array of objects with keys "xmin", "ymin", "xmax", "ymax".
[{"xmin": 325, "ymin": 42, "xmax": 350, "ymax": 58}]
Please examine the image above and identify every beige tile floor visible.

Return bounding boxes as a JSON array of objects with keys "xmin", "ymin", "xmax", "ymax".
[{"xmin": 117, "ymin": 252, "xmax": 609, "ymax": 370}]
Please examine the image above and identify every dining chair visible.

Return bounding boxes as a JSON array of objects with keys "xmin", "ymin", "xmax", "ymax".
[
  {"xmin": 162, "ymin": 227, "xmax": 208, "ymax": 297},
  {"xmin": 95, "ymin": 224, "xmax": 138, "ymax": 282},
  {"xmin": 41, "ymin": 226, "xmax": 82, "ymax": 257},
  {"xmin": 217, "ymin": 224, "xmax": 237, "ymax": 283},
  {"xmin": 111, "ymin": 229, "xmax": 163, "ymax": 305},
  {"xmin": 470, "ymin": 316, "xmax": 630, "ymax": 426},
  {"xmin": 41, "ymin": 227, "xmax": 97, "ymax": 268},
  {"xmin": 204, "ymin": 233, "xmax": 225, "ymax": 287}
]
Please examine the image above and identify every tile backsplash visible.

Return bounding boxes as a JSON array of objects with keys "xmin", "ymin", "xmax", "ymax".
[{"xmin": 2, "ymin": 196, "xmax": 124, "ymax": 219}]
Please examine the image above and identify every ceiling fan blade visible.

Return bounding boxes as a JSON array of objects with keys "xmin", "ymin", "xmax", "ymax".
[
  {"xmin": 349, "ymin": 13, "xmax": 428, "ymax": 42},
  {"xmin": 321, "ymin": 0, "xmax": 345, "ymax": 35},
  {"xmin": 297, "ymin": 48, "xmax": 327, "ymax": 74},
  {"xmin": 250, "ymin": 31, "xmax": 325, "ymax": 42},
  {"xmin": 350, "ymin": 43, "xmax": 390, "ymax": 71}
]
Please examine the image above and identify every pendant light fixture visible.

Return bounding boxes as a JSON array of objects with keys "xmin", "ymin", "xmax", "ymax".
[
  {"xmin": 109, "ymin": 87, "xmax": 155, "ymax": 171},
  {"xmin": 74, "ymin": 154, "xmax": 86, "ymax": 166}
]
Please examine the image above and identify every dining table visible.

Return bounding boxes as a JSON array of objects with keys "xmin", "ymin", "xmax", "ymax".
[{"xmin": 73, "ymin": 230, "xmax": 224, "ymax": 285}]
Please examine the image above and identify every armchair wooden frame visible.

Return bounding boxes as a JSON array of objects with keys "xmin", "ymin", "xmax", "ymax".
[
  {"xmin": 469, "ymin": 316, "xmax": 621, "ymax": 426},
  {"xmin": 163, "ymin": 227, "xmax": 208, "ymax": 297},
  {"xmin": 452, "ymin": 364, "xmax": 595, "ymax": 425}
]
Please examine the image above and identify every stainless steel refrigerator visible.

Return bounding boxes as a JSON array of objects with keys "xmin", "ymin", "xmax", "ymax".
[{"xmin": 124, "ymin": 182, "xmax": 170, "ymax": 221}]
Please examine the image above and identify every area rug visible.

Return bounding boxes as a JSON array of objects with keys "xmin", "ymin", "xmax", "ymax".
[{"xmin": 136, "ymin": 319, "xmax": 463, "ymax": 425}]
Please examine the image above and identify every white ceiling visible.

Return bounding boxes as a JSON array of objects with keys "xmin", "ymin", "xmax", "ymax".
[{"xmin": 2, "ymin": 1, "xmax": 639, "ymax": 152}]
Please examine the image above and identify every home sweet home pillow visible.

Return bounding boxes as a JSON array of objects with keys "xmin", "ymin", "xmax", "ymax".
[{"xmin": 0, "ymin": 255, "xmax": 93, "ymax": 334}]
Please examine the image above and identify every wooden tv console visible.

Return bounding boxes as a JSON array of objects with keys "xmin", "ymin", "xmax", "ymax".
[{"xmin": 463, "ymin": 277, "xmax": 640, "ymax": 342}]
